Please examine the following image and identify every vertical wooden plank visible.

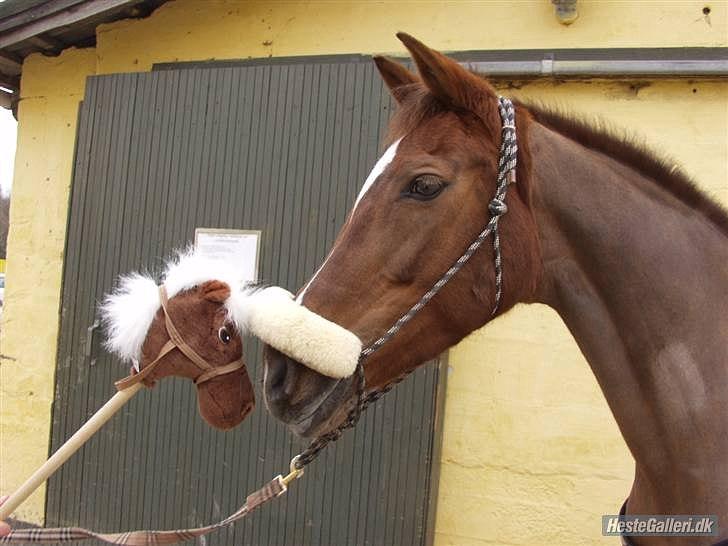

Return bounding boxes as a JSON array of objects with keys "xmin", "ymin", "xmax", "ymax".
[
  {"xmin": 83, "ymin": 72, "xmax": 137, "ymax": 532},
  {"xmin": 71, "ymin": 74, "xmax": 116, "ymax": 529},
  {"xmin": 46, "ymin": 74, "xmax": 97, "ymax": 527}
]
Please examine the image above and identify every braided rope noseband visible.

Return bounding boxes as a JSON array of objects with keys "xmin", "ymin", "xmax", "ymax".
[{"xmin": 0, "ymin": 98, "xmax": 517, "ymax": 544}]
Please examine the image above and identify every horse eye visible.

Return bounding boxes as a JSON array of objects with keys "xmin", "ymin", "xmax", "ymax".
[
  {"xmin": 407, "ymin": 175, "xmax": 445, "ymax": 200},
  {"xmin": 218, "ymin": 327, "xmax": 231, "ymax": 344}
]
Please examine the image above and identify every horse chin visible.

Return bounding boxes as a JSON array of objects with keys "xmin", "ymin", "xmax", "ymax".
[
  {"xmin": 264, "ymin": 370, "xmax": 359, "ymax": 438},
  {"xmin": 290, "ymin": 379, "xmax": 359, "ymax": 438}
]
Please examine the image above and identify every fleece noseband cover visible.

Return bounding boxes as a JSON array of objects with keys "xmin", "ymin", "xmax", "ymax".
[{"xmin": 243, "ymin": 287, "xmax": 362, "ymax": 379}]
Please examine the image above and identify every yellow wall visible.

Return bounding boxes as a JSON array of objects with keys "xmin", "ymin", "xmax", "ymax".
[
  {"xmin": 0, "ymin": 47, "xmax": 97, "ymax": 524},
  {"xmin": 1, "ymin": 2, "xmax": 726, "ymax": 543}
]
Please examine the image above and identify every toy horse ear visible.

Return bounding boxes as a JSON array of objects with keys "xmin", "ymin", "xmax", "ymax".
[
  {"xmin": 373, "ymin": 55, "xmax": 418, "ymax": 104},
  {"xmin": 396, "ymin": 32, "xmax": 497, "ymax": 113},
  {"xmin": 199, "ymin": 280, "xmax": 231, "ymax": 303}
]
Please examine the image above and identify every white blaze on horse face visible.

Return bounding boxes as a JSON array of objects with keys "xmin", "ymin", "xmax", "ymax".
[
  {"xmin": 296, "ymin": 138, "xmax": 402, "ymax": 303},
  {"xmin": 352, "ymin": 137, "xmax": 402, "ymax": 212}
]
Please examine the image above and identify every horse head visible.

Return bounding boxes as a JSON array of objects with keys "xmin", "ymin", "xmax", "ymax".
[
  {"xmin": 101, "ymin": 251, "xmax": 256, "ymax": 431},
  {"xmin": 263, "ymin": 33, "xmax": 543, "ymax": 437}
]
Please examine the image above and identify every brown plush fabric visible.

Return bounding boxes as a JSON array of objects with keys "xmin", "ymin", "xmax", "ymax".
[{"xmin": 138, "ymin": 280, "xmax": 254, "ymax": 430}]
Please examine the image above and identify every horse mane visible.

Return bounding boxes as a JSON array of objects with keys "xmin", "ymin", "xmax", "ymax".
[
  {"xmin": 385, "ymin": 83, "xmax": 728, "ymax": 238},
  {"xmin": 522, "ymin": 102, "xmax": 728, "ymax": 238}
]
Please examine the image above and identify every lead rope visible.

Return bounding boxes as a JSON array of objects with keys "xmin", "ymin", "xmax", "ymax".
[{"xmin": 0, "ymin": 98, "xmax": 517, "ymax": 544}]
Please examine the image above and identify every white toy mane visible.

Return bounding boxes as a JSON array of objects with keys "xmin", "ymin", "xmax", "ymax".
[{"xmin": 100, "ymin": 248, "xmax": 256, "ymax": 366}]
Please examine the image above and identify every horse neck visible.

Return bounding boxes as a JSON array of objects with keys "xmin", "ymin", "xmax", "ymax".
[{"xmin": 527, "ymin": 121, "xmax": 728, "ymax": 516}]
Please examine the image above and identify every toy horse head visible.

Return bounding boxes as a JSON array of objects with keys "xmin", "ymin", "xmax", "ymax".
[{"xmin": 101, "ymin": 251, "xmax": 257, "ymax": 431}]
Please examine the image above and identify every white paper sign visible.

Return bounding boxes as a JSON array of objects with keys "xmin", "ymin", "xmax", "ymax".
[{"xmin": 194, "ymin": 228, "xmax": 261, "ymax": 283}]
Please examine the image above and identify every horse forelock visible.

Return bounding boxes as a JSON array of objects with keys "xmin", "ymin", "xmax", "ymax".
[
  {"xmin": 384, "ymin": 78, "xmax": 502, "ymax": 147},
  {"xmin": 384, "ymin": 85, "xmax": 446, "ymax": 147},
  {"xmin": 101, "ymin": 249, "xmax": 257, "ymax": 365}
]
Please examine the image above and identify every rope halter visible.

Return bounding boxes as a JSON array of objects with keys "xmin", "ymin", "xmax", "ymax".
[{"xmin": 292, "ymin": 96, "xmax": 519, "ymax": 469}]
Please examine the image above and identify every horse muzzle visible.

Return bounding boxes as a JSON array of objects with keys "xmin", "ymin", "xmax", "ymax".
[
  {"xmin": 263, "ymin": 345, "xmax": 358, "ymax": 437},
  {"xmin": 238, "ymin": 286, "xmax": 364, "ymax": 435}
]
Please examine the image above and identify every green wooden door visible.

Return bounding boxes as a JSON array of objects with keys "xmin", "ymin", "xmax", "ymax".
[{"xmin": 48, "ymin": 57, "xmax": 445, "ymax": 545}]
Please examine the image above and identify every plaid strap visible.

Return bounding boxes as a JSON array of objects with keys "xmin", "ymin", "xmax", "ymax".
[{"xmin": 0, "ymin": 478, "xmax": 285, "ymax": 545}]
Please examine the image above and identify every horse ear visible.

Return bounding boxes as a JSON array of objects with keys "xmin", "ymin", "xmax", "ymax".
[
  {"xmin": 396, "ymin": 32, "xmax": 496, "ymax": 112},
  {"xmin": 373, "ymin": 56, "xmax": 418, "ymax": 104},
  {"xmin": 199, "ymin": 280, "xmax": 231, "ymax": 303}
]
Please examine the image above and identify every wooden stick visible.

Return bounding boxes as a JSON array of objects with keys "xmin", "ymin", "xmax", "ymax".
[{"xmin": 0, "ymin": 383, "xmax": 143, "ymax": 521}]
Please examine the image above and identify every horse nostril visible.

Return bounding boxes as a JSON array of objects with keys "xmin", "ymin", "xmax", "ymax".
[
  {"xmin": 265, "ymin": 346, "xmax": 288, "ymax": 394},
  {"xmin": 283, "ymin": 357, "xmax": 301, "ymax": 397}
]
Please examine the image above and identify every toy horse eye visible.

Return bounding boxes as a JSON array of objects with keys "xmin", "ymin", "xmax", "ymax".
[
  {"xmin": 407, "ymin": 175, "xmax": 446, "ymax": 200},
  {"xmin": 218, "ymin": 327, "xmax": 231, "ymax": 344}
]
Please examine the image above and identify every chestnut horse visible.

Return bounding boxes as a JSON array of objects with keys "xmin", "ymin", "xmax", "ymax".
[{"xmin": 263, "ymin": 34, "xmax": 728, "ymax": 544}]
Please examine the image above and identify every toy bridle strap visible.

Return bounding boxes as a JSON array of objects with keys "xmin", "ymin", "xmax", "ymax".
[{"xmin": 114, "ymin": 286, "xmax": 244, "ymax": 391}]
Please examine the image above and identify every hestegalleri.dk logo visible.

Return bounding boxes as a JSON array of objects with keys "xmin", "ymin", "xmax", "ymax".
[{"xmin": 603, "ymin": 514, "xmax": 719, "ymax": 537}]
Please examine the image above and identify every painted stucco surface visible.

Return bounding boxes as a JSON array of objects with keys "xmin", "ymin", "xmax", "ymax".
[
  {"xmin": 1, "ymin": 2, "xmax": 726, "ymax": 544},
  {"xmin": 0, "ymin": 48, "xmax": 97, "ymax": 524},
  {"xmin": 93, "ymin": 1, "xmax": 727, "ymax": 73}
]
